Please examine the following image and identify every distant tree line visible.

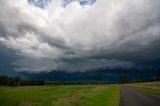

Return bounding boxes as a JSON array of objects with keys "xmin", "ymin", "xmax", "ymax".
[
  {"xmin": 0, "ymin": 76, "xmax": 108, "ymax": 86},
  {"xmin": 119, "ymin": 69, "xmax": 160, "ymax": 84},
  {"xmin": 0, "ymin": 69, "xmax": 160, "ymax": 86}
]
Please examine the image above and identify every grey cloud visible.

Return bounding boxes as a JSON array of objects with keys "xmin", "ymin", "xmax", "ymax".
[{"xmin": 0, "ymin": 0, "xmax": 160, "ymax": 73}]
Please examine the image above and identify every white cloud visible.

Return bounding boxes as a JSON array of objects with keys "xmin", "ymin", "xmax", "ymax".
[
  {"xmin": 0, "ymin": 0, "xmax": 160, "ymax": 72},
  {"xmin": 0, "ymin": 37, "xmax": 5, "ymax": 42}
]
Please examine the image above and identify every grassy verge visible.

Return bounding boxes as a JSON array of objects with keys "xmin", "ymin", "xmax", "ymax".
[
  {"xmin": 0, "ymin": 85, "xmax": 119, "ymax": 106},
  {"xmin": 128, "ymin": 81, "xmax": 160, "ymax": 95},
  {"xmin": 78, "ymin": 85, "xmax": 119, "ymax": 106}
]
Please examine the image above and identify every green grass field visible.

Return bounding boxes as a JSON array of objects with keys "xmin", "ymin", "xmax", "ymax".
[
  {"xmin": 0, "ymin": 85, "xmax": 119, "ymax": 106},
  {"xmin": 128, "ymin": 81, "xmax": 160, "ymax": 95}
]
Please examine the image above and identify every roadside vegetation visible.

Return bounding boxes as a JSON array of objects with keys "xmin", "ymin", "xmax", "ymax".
[
  {"xmin": 79, "ymin": 85, "xmax": 119, "ymax": 106},
  {"xmin": 127, "ymin": 81, "xmax": 160, "ymax": 95}
]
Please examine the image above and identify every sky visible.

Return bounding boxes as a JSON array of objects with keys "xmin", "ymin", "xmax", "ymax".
[{"xmin": 0, "ymin": 0, "xmax": 160, "ymax": 79}]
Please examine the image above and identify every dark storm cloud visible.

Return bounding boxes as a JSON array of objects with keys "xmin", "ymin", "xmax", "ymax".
[
  {"xmin": 0, "ymin": 45, "xmax": 20, "ymax": 76},
  {"xmin": 0, "ymin": 0, "xmax": 160, "ymax": 73}
]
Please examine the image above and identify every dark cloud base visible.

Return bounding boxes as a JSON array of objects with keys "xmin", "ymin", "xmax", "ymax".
[
  {"xmin": 0, "ymin": 45, "xmax": 20, "ymax": 76},
  {"xmin": 21, "ymin": 68, "xmax": 157, "ymax": 81}
]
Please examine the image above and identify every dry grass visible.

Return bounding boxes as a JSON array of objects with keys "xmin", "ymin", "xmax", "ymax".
[{"xmin": 53, "ymin": 85, "xmax": 108, "ymax": 106}]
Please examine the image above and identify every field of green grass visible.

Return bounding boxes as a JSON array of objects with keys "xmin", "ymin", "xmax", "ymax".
[
  {"xmin": 128, "ymin": 81, "xmax": 160, "ymax": 95},
  {"xmin": 0, "ymin": 85, "xmax": 119, "ymax": 106}
]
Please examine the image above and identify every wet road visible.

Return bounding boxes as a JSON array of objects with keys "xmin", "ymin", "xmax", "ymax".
[{"xmin": 120, "ymin": 85, "xmax": 160, "ymax": 106}]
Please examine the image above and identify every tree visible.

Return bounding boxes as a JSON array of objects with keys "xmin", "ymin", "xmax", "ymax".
[
  {"xmin": 156, "ymin": 68, "xmax": 160, "ymax": 80},
  {"xmin": 14, "ymin": 76, "xmax": 22, "ymax": 86},
  {"xmin": 0, "ymin": 76, "xmax": 8, "ymax": 85},
  {"xmin": 119, "ymin": 73, "xmax": 128, "ymax": 84}
]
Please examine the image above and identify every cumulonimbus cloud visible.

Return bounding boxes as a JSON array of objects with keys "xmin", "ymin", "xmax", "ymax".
[{"xmin": 0, "ymin": 0, "xmax": 160, "ymax": 72}]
